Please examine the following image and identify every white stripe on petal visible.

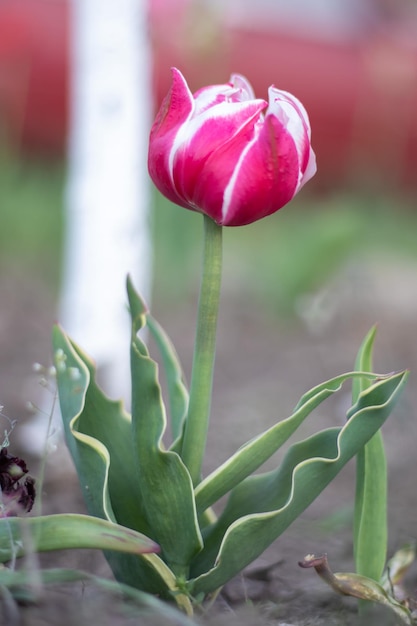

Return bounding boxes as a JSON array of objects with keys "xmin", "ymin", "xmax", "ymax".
[
  {"xmin": 194, "ymin": 84, "xmax": 236, "ymax": 114},
  {"xmin": 267, "ymin": 93, "xmax": 309, "ymax": 171},
  {"xmin": 170, "ymin": 99, "xmax": 266, "ymax": 170},
  {"xmin": 299, "ymin": 148, "xmax": 317, "ymax": 189},
  {"xmin": 229, "ymin": 74, "xmax": 255, "ymax": 101},
  {"xmin": 269, "ymin": 86, "xmax": 311, "ymax": 137},
  {"xmin": 221, "ymin": 137, "xmax": 257, "ymax": 222},
  {"xmin": 167, "ymin": 92, "xmax": 196, "ymax": 186}
]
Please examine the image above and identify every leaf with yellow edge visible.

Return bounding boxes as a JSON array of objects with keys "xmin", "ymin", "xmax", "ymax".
[{"xmin": 0, "ymin": 514, "xmax": 158, "ymax": 562}]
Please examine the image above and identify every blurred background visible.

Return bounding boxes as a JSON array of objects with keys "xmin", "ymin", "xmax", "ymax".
[
  {"xmin": 1, "ymin": 0, "xmax": 417, "ymax": 277},
  {"xmin": 1, "ymin": 0, "xmax": 417, "ymax": 501},
  {"xmin": 2, "ymin": 0, "xmax": 417, "ymax": 180},
  {"xmin": 1, "ymin": 1, "xmax": 417, "ymax": 619}
]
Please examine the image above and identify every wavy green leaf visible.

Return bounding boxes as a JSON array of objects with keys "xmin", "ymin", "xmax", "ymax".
[
  {"xmin": 195, "ymin": 371, "xmax": 382, "ymax": 515},
  {"xmin": 123, "ymin": 279, "xmax": 189, "ymax": 447},
  {"xmin": 146, "ymin": 314, "xmax": 189, "ymax": 449},
  {"xmin": 53, "ymin": 325, "xmax": 149, "ymax": 533},
  {"xmin": 190, "ymin": 371, "xmax": 408, "ymax": 595},
  {"xmin": 0, "ymin": 514, "xmax": 158, "ymax": 562},
  {"xmin": 127, "ymin": 277, "xmax": 202, "ymax": 576},
  {"xmin": 53, "ymin": 326, "xmax": 176, "ymax": 596},
  {"xmin": 352, "ymin": 327, "xmax": 387, "ymax": 582},
  {"xmin": 352, "ymin": 326, "xmax": 376, "ymax": 400}
]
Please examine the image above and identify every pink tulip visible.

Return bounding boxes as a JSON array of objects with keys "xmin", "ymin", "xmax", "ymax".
[{"xmin": 148, "ymin": 68, "xmax": 316, "ymax": 227}]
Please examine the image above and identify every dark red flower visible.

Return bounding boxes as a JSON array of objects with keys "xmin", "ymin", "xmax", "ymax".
[{"xmin": 0, "ymin": 448, "xmax": 35, "ymax": 516}]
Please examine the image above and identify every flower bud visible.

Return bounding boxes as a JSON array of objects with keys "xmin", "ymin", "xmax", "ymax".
[{"xmin": 148, "ymin": 68, "xmax": 316, "ymax": 226}]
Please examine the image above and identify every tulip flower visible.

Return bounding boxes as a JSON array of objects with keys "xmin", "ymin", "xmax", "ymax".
[
  {"xmin": 148, "ymin": 68, "xmax": 316, "ymax": 226},
  {"xmin": 148, "ymin": 68, "xmax": 317, "ymax": 481},
  {"xmin": 46, "ymin": 63, "xmax": 407, "ymax": 619}
]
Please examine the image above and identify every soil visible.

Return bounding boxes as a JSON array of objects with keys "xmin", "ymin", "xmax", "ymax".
[{"xmin": 1, "ymin": 255, "xmax": 417, "ymax": 625}]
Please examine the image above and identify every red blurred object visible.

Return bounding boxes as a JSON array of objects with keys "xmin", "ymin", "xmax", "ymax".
[
  {"xmin": 1, "ymin": 0, "xmax": 417, "ymax": 189},
  {"xmin": 0, "ymin": 0, "xmax": 68, "ymax": 153}
]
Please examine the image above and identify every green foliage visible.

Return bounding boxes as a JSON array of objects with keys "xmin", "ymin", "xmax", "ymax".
[
  {"xmin": 353, "ymin": 327, "xmax": 388, "ymax": 582},
  {"xmin": 0, "ymin": 514, "xmax": 158, "ymax": 562},
  {"xmin": 301, "ymin": 334, "xmax": 412, "ymax": 621},
  {"xmin": 190, "ymin": 372, "xmax": 405, "ymax": 595},
  {"xmin": 47, "ymin": 279, "xmax": 407, "ymax": 611},
  {"xmin": 128, "ymin": 277, "xmax": 202, "ymax": 575},
  {"xmin": 0, "ymin": 116, "xmax": 412, "ymax": 621},
  {"xmin": 52, "ymin": 323, "xmax": 192, "ymax": 605}
]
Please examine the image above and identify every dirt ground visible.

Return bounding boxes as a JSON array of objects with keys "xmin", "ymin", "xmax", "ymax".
[{"xmin": 1, "ymin": 254, "xmax": 417, "ymax": 625}]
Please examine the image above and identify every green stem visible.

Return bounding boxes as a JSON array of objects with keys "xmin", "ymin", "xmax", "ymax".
[{"xmin": 181, "ymin": 214, "xmax": 223, "ymax": 485}]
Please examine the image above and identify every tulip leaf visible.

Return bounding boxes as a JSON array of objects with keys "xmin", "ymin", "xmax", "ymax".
[
  {"xmin": 0, "ymin": 514, "xmax": 158, "ymax": 563},
  {"xmin": 127, "ymin": 277, "xmax": 202, "ymax": 576},
  {"xmin": 352, "ymin": 326, "xmax": 376, "ymax": 399},
  {"xmin": 122, "ymin": 279, "xmax": 189, "ymax": 446},
  {"xmin": 53, "ymin": 325, "xmax": 149, "ymax": 533},
  {"xmin": 146, "ymin": 314, "xmax": 189, "ymax": 448},
  {"xmin": 195, "ymin": 371, "xmax": 381, "ymax": 515},
  {"xmin": 190, "ymin": 371, "xmax": 408, "ymax": 595},
  {"xmin": 53, "ymin": 326, "xmax": 177, "ymax": 596},
  {"xmin": 352, "ymin": 327, "xmax": 387, "ymax": 582}
]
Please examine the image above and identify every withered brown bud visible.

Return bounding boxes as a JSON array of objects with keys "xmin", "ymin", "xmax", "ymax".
[{"xmin": 0, "ymin": 448, "xmax": 36, "ymax": 517}]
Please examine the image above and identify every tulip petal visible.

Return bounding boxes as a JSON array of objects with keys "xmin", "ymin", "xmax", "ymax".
[
  {"xmin": 229, "ymin": 73, "xmax": 256, "ymax": 101},
  {"xmin": 268, "ymin": 88, "xmax": 312, "ymax": 176},
  {"xmin": 193, "ymin": 84, "xmax": 238, "ymax": 114},
  {"xmin": 148, "ymin": 68, "xmax": 316, "ymax": 226},
  {"xmin": 171, "ymin": 99, "xmax": 267, "ymax": 216},
  {"xmin": 269, "ymin": 88, "xmax": 317, "ymax": 189},
  {"xmin": 220, "ymin": 114, "xmax": 301, "ymax": 226},
  {"xmin": 148, "ymin": 68, "xmax": 196, "ymax": 208},
  {"xmin": 193, "ymin": 73, "xmax": 255, "ymax": 115},
  {"xmin": 301, "ymin": 147, "xmax": 317, "ymax": 189},
  {"xmin": 150, "ymin": 69, "xmax": 194, "ymax": 147}
]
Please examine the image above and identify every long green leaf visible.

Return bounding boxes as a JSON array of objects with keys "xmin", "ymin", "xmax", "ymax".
[
  {"xmin": 0, "ymin": 514, "xmax": 158, "ymax": 562},
  {"xmin": 195, "ymin": 371, "xmax": 381, "ymax": 515},
  {"xmin": 53, "ymin": 330, "xmax": 114, "ymax": 523},
  {"xmin": 128, "ymin": 277, "xmax": 202, "ymax": 576},
  {"xmin": 352, "ymin": 326, "xmax": 376, "ymax": 400},
  {"xmin": 190, "ymin": 371, "xmax": 407, "ymax": 595},
  {"xmin": 53, "ymin": 326, "xmax": 148, "ymax": 532},
  {"xmin": 146, "ymin": 314, "xmax": 189, "ymax": 449},
  {"xmin": 53, "ymin": 326, "xmax": 176, "ymax": 596},
  {"xmin": 353, "ymin": 327, "xmax": 387, "ymax": 581}
]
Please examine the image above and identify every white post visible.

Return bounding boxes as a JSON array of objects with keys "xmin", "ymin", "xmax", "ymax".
[{"xmin": 61, "ymin": 0, "xmax": 152, "ymax": 401}]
